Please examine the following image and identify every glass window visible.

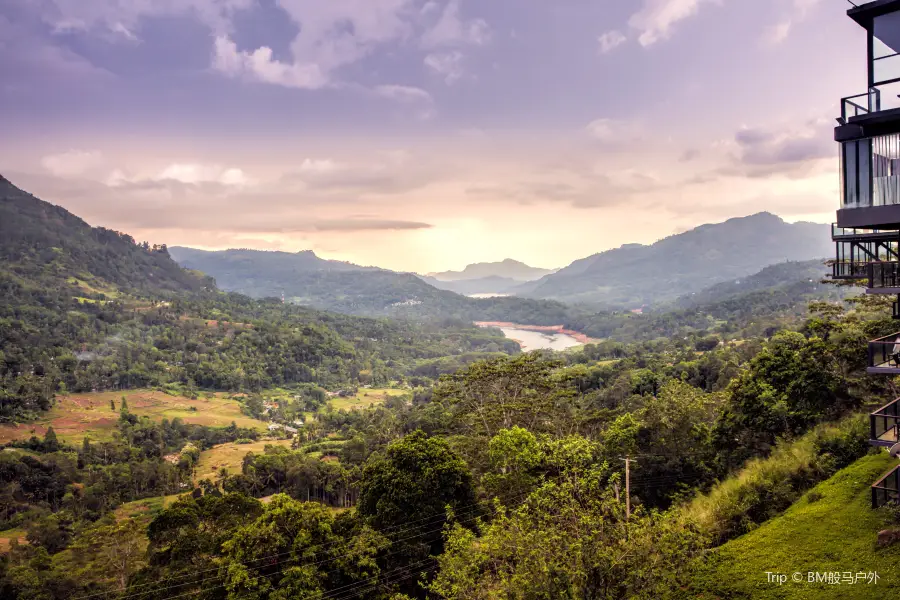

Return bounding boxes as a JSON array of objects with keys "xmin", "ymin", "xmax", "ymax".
[
  {"xmin": 873, "ymin": 13, "xmax": 900, "ymax": 84},
  {"xmin": 860, "ymin": 138, "xmax": 872, "ymax": 208},
  {"xmin": 845, "ymin": 141, "xmax": 859, "ymax": 207}
]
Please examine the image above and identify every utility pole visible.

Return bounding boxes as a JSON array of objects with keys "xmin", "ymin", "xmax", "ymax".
[{"xmin": 620, "ymin": 456, "xmax": 635, "ymax": 520}]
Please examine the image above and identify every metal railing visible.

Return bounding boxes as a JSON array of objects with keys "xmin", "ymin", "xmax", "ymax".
[
  {"xmin": 869, "ymin": 262, "xmax": 900, "ymax": 290},
  {"xmin": 868, "ymin": 331, "xmax": 900, "ymax": 370},
  {"xmin": 832, "ymin": 261, "xmax": 871, "ymax": 279},
  {"xmin": 832, "ymin": 224, "xmax": 881, "ymax": 238},
  {"xmin": 872, "ymin": 464, "xmax": 900, "ymax": 509},
  {"xmin": 841, "ymin": 88, "xmax": 882, "ymax": 122},
  {"xmin": 871, "ymin": 398, "xmax": 900, "ymax": 446}
]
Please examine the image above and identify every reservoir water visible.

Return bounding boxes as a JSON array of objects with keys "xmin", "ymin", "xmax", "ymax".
[{"xmin": 497, "ymin": 326, "xmax": 583, "ymax": 352}]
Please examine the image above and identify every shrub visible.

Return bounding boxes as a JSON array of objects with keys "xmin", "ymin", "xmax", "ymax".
[{"xmin": 679, "ymin": 414, "xmax": 870, "ymax": 546}]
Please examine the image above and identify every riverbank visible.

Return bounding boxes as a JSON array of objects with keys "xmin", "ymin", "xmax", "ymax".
[{"xmin": 474, "ymin": 321, "xmax": 595, "ymax": 344}]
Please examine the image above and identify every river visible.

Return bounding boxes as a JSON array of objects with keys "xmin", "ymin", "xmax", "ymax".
[{"xmin": 495, "ymin": 326, "xmax": 583, "ymax": 351}]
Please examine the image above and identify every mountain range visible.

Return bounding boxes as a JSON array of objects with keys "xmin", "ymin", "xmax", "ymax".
[
  {"xmin": 513, "ymin": 213, "xmax": 833, "ymax": 307},
  {"xmin": 427, "ymin": 259, "xmax": 556, "ymax": 282},
  {"xmin": 172, "ymin": 212, "xmax": 833, "ymax": 312}
]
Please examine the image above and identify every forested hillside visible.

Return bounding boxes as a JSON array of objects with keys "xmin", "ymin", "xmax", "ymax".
[{"xmin": 0, "ymin": 176, "xmax": 518, "ymax": 422}]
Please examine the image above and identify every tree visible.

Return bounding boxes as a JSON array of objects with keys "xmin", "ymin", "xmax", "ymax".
[
  {"xmin": 358, "ymin": 431, "xmax": 476, "ymax": 558},
  {"xmin": 432, "ymin": 354, "xmax": 575, "ymax": 438},
  {"xmin": 110, "ymin": 398, "xmax": 115, "ymax": 411},
  {"xmin": 429, "ymin": 463, "xmax": 706, "ymax": 600},
  {"xmin": 43, "ymin": 427, "xmax": 59, "ymax": 453},
  {"xmin": 69, "ymin": 517, "xmax": 146, "ymax": 592},
  {"xmin": 220, "ymin": 495, "xmax": 386, "ymax": 600},
  {"xmin": 715, "ymin": 331, "xmax": 851, "ymax": 470},
  {"xmin": 120, "ymin": 396, "xmax": 128, "ymax": 412}
]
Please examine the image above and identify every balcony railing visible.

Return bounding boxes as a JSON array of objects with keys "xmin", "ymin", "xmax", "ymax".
[
  {"xmin": 832, "ymin": 224, "xmax": 882, "ymax": 239},
  {"xmin": 871, "ymin": 398, "xmax": 900, "ymax": 447},
  {"xmin": 872, "ymin": 464, "xmax": 900, "ymax": 509},
  {"xmin": 868, "ymin": 262, "xmax": 900, "ymax": 291},
  {"xmin": 868, "ymin": 332, "xmax": 900, "ymax": 373},
  {"xmin": 832, "ymin": 261, "xmax": 871, "ymax": 280},
  {"xmin": 841, "ymin": 88, "xmax": 881, "ymax": 122}
]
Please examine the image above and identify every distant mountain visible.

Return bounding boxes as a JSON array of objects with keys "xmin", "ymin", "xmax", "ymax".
[
  {"xmin": 428, "ymin": 259, "xmax": 556, "ymax": 282},
  {"xmin": 0, "ymin": 175, "xmax": 210, "ymax": 295},
  {"xmin": 168, "ymin": 247, "xmax": 380, "ymax": 289},
  {"xmin": 514, "ymin": 213, "xmax": 832, "ymax": 308},
  {"xmin": 418, "ymin": 275, "xmax": 522, "ymax": 296},
  {"xmin": 169, "ymin": 246, "xmax": 575, "ymax": 323}
]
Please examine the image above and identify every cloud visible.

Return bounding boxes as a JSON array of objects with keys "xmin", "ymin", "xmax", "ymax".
[
  {"xmin": 734, "ymin": 124, "xmax": 832, "ymax": 167},
  {"xmin": 598, "ymin": 30, "xmax": 627, "ymax": 54},
  {"xmin": 762, "ymin": 21, "xmax": 791, "ymax": 46},
  {"xmin": 212, "ymin": 36, "xmax": 327, "ymax": 89},
  {"xmin": 680, "ymin": 149, "xmax": 700, "ymax": 162},
  {"xmin": 424, "ymin": 51, "xmax": 465, "ymax": 84},
  {"xmin": 763, "ymin": 0, "xmax": 821, "ymax": 46},
  {"xmin": 40, "ymin": 150, "xmax": 105, "ymax": 177},
  {"xmin": 37, "ymin": 0, "xmax": 252, "ymax": 38},
  {"xmin": 421, "ymin": 0, "xmax": 491, "ymax": 49},
  {"xmin": 585, "ymin": 118, "xmax": 645, "ymax": 146},
  {"xmin": 0, "ymin": 14, "xmax": 113, "ymax": 84},
  {"xmin": 287, "ymin": 218, "xmax": 432, "ymax": 232},
  {"xmin": 628, "ymin": 0, "xmax": 718, "ymax": 47},
  {"xmin": 374, "ymin": 84, "xmax": 436, "ymax": 120},
  {"xmin": 375, "ymin": 84, "xmax": 433, "ymax": 103}
]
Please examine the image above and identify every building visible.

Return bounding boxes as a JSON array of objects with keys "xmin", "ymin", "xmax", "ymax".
[{"xmin": 831, "ymin": 0, "xmax": 900, "ymax": 508}]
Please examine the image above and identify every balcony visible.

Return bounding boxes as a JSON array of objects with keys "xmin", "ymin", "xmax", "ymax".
[
  {"xmin": 871, "ymin": 398, "xmax": 900, "ymax": 448},
  {"xmin": 868, "ymin": 261, "xmax": 900, "ymax": 292},
  {"xmin": 868, "ymin": 332, "xmax": 900, "ymax": 373},
  {"xmin": 832, "ymin": 261, "xmax": 871, "ymax": 280},
  {"xmin": 841, "ymin": 89, "xmax": 881, "ymax": 123},
  {"xmin": 832, "ymin": 223, "xmax": 897, "ymax": 241},
  {"xmin": 872, "ymin": 464, "xmax": 900, "ymax": 509}
]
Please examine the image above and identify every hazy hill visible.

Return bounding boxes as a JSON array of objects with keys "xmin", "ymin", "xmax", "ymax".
[
  {"xmin": 417, "ymin": 274, "xmax": 523, "ymax": 296},
  {"xmin": 672, "ymin": 259, "xmax": 829, "ymax": 308},
  {"xmin": 169, "ymin": 246, "xmax": 576, "ymax": 323},
  {"xmin": 515, "ymin": 213, "xmax": 832, "ymax": 307},
  {"xmin": 428, "ymin": 259, "xmax": 556, "ymax": 282},
  {"xmin": 0, "ymin": 174, "xmax": 210, "ymax": 295}
]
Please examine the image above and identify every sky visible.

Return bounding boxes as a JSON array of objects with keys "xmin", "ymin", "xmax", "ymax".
[{"xmin": 0, "ymin": 0, "xmax": 873, "ymax": 272}]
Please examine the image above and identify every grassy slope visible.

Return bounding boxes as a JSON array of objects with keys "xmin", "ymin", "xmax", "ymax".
[
  {"xmin": 690, "ymin": 452, "xmax": 900, "ymax": 599},
  {"xmin": 192, "ymin": 439, "xmax": 293, "ymax": 483},
  {"xmin": 328, "ymin": 388, "xmax": 407, "ymax": 411},
  {"xmin": 0, "ymin": 390, "xmax": 266, "ymax": 444}
]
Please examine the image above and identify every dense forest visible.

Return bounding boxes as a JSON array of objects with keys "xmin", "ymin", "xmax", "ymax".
[{"xmin": 2, "ymin": 176, "xmax": 898, "ymax": 599}]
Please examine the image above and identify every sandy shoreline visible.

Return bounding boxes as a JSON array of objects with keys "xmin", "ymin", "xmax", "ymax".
[{"xmin": 474, "ymin": 321, "xmax": 595, "ymax": 344}]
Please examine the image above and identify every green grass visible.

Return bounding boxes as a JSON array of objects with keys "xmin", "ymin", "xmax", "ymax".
[
  {"xmin": 689, "ymin": 452, "xmax": 900, "ymax": 599},
  {"xmin": 113, "ymin": 494, "xmax": 184, "ymax": 523},
  {"xmin": 192, "ymin": 439, "xmax": 293, "ymax": 483},
  {"xmin": 328, "ymin": 388, "xmax": 406, "ymax": 411},
  {"xmin": 0, "ymin": 390, "xmax": 266, "ymax": 444}
]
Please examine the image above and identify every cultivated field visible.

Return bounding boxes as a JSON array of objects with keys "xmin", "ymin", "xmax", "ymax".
[
  {"xmin": 0, "ymin": 528, "xmax": 26, "ymax": 552},
  {"xmin": 192, "ymin": 439, "xmax": 294, "ymax": 483},
  {"xmin": 0, "ymin": 389, "xmax": 266, "ymax": 444},
  {"xmin": 328, "ymin": 388, "xmax": 407, "ymax": 411}
]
